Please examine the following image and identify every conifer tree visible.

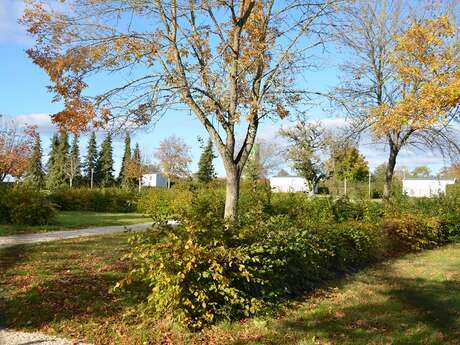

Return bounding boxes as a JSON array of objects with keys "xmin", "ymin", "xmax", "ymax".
[
  {"xmin": 67, "ymin": 134, "xmax": 81, "ymax": 187},
  {"xmin": 24, "ymin": 131, "xmax": 45, "ymax": 188},
  {"xmin": 131, "ymin": 143, "xmax": 142, "ymax": 189},
  {"xmin": 95, "ymin": 132, "xmax": 114, "ymax": 187},
  {"xmin": 57, "ymin": 130, "xmax": 70, "ymax": 185},
  {"xmin": 47, "ymin": 130, "xmax": 69, "ymax": 189},
  {"xmin": 124, "ymin": 143, "xmax": 147, "ymax": 191},
  {"xmin": 46, "ymin": 133, "xmax": 60, "ymax": 189},
  {"xmin": 84, "ymin": 132, "xmax": 97, "ymax": 187},
  {"xmin": 197, "ymin": 138, "xmax": 216, "ymax": 183},
  {"xmin": 119, "ymin": 131, "xmax": 131, "ymax": 187}
]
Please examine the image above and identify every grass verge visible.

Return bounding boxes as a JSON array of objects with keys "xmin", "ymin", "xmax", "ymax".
[
  {"xmin": 0, "ymin": 211, "xmax": 151, "ymax": 236},
  {"xmin": 0, "ymin": 234, "xmax": 459, "ymax": 345}
]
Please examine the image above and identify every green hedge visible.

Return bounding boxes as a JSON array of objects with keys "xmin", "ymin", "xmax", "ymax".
[
  {"xmin": 0, "ymin": 185, "xmax": 57, "ymax": 225},
  {"xmin": 49, "ymin": 187, "xmax": 139, "ymax": 212},
  {"xmin": 121, "ymin": 183, "xmax": 460, "ymax": 329}
]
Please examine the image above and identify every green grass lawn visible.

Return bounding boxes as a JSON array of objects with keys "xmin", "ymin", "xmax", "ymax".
[
  {"xmin": 0, "ymin": 211, "xmax": 151, "ymax": 236},
  {"xmin": 0, "ymin": 235, "xmax": 459, "ymax": 345}
]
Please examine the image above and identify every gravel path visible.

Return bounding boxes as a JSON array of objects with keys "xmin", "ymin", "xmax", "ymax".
[
  {"xmin": 0, "ymin": 329, "xmax": 90, "ymax": 345},
  {"xmin": 0, "ymin": 222, "xmax": 152, "ymax": 248}
]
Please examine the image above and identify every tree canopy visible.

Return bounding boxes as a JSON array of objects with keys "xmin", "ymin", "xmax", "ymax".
[{"xmin": 22, "ymin": 0, "xmax": 338, "ymax": 218}]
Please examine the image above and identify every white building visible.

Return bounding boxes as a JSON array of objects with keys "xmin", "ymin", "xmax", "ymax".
[
  {"xmin": 269, "ymin": 176, "xmax": 312, "ymax": 193},
  {"xmin": 141, "ymin": 173, "xmax": 168, "ymax": 188},
  {"xmin": 402, "ymin": 176, "xmax": 456, "ymax": 197}
]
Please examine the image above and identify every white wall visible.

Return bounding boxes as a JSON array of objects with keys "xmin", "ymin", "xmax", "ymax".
[
  {"xmin": 269, "ymin": 176, "xmax": 309, "ymax": 193},
  {"xmin": 403, "ymin": 178, "xmax": 456, "ymax": 197},
  {"xmin": 142, "ymin": 173, "xmax": 168, "ymax": 188}
]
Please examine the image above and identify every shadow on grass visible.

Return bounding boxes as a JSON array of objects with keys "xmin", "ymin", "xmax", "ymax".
[
  {"xmin": 0, "ymin": 270, "xmax": 123, "ymax": 329},
  {"xmin": 0, "ymin": 245, "xmax": 30, "ymax": 274},
  {"xmin": 0, "ymin": 236, "xmax": 135, "ymax": 331},
  {"xmin": 233, "ymin": 273, "xmax": 460, "ymax": 345}
]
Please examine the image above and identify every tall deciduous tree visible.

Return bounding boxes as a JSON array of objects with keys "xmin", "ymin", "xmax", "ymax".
[
  {"xmin": 119, "ymin": 131, "xmax": 132, "ymax": 187},
  {"xmin": 280, "ymin": 119, "xmax": 330, "ymax": 195},
  {"xmin": 95, "ymin": 133, "xmax": 114, "ymax": 187},
  {"xmin": 155, "ymin": 135, "xmax": 192, "ymax": 185},
  {"xmin": 84, "ymin": 132, "xmax": 97, "ymax": 187},
  {"xmin": 242, "ymin": 138, "xmax": 283, "ymax": 180},
  {"xmin": 197, "ymin": 138, "xmax": 216, "ymax": 184},
  {"xmin": 328, "ymin": 143, "xmax": 369, "ymax": 195},
  {"xmin": 410, "ymin": 166, "xmax": 431, "ymax": 178},
  {"xmin": 440, "ymin": 163, "xmax": 460, "ymax": 179},
  {"xmin": 24, "ymin": 130, "xmax": 45, "ymax": 188},
  {"xmin": 369, "ymin": 15, "xmax": 460, "ymax": 197},
  {"xmin": 334, "ymin": 2, "xmax": 460, "ymax": 201},
  {"xmin": 22, "ymin": 0, "xmax": 337, "ymax": 219},
  {"xmin": 0, "ymin": 117, "xmax": 34, "ymax": 181}
]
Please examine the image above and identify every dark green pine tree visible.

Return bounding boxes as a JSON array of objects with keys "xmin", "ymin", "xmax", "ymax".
[
  {"xmin": 47, "ymin": 130, "xmax": 69, "ymax": 189},
  {"xmin": 46, "ymin": 133, "xmax": 60, "ymax": 189},
  {"xmin": 25, "ymin": 131, "xmax": 45, "ymax": 188},
  {"xmin": 197, "ymin": 138, "xmax": 216, "ymax": 183},
  {"xmin": 118, "ymin": 131, "xmax": 131, "ymax": 187},
  {"xmin": 132, "ymin": 143, "xmax": 142, "ymax": 188},
  {"xmin": 68, "ymin": 134, "xmax": 82, "ymax": 187},
  {"xmin": 95, "ymin": 132, "xmax": 115, "ymax": 187},
  {"xmin": 84, "ymin": 132, "xmax": 97, "ymax": 186},
  {"xmin": 57, "ymin": 130, "xmax": 70, "ymax": 187}
]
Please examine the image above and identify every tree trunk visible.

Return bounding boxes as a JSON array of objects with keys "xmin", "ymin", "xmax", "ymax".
[
  {"xmin": 344, "ymin": 177, "xmax": 347, "ymax": 196},
  {"xmin": 224, "ymin": 166, "xmax": 241, "ymax": 220},
  {"xmin": 383, "ymin": 145, "xmax": 399, "ymax": 201}
]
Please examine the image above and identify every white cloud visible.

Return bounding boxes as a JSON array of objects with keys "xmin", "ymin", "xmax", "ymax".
[
  {"xmin": 2, "ymin": 113, "xmax": 57, "ymax": 134},
  {"xmin": 0, "ymin": 0, "xmax": 29, "ymax": 44}
]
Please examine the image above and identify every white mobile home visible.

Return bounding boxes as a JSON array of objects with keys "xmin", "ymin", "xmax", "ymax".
[
  {"xmin": 402, "ymin": 177, "xmax": 456, "ymax": 197},
  {"xmin": 269, "ymin": 176, "xmax": 311, "ymax": 193},
  {"xmin": 142, "ymin": 173, "xmax": 168, "ymax": 188}
]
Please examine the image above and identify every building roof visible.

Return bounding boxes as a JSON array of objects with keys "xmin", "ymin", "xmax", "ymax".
[{"xmin": 403, "ymin": 176, "xmax": 456, "ymax": 181}]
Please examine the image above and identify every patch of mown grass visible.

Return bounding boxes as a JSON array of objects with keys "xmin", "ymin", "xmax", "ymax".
[
  {"xmin": 0, "ymin": 211, "xmax": 151, "ymax": 236},
  {"xmin": 0, "ymin": 235, "xmax": 459, "ymax": 345}
]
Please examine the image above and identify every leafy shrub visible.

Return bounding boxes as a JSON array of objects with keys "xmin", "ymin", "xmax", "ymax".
[
  {"xmin": 119, "ymin": 185, "xmax": 381, "ymax": 329},
  {"xmin": 138, "ymin": 188, "xmax": 176, "ymax": 223},
  {"xmin": 120, "ymin": 180, "xmax": 459, "ymax": 330},
  {"xmin": 382, "ymin": 215, "xmax": 446, "ymax": 253},
  {"xmin": 49, "ymin": 187, "xmax": 138, "ymax": 212},
  {"xmin": 323, "ymin": 221, "xmax": 380, "ymax": 269},
  {"xmin": 446, "ymin": 182, "xmax": 460, "ymax": 197},
  {"xmin": 0, "ymin": 184, "xmax": 11, "ymax": 221},
  {"xmin": 440, "ymin": 213, "xmax": 460, "ymax": 240},
  {"xmin": 0, "ymin": 186, "xmax": 56, "ymax": 225},
  {"xmin": 119, "ymin": 189, "xmax": 261, "ymax": 330}
]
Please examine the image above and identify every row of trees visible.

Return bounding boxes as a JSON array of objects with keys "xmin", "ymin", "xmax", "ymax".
[
  {"xmin": 18, "ymin": 1, "xmax": 460, "ymax": 218},
  {"xmin": 2, "ymin": 113, "xmax": 457, "ymax": 194},
  {"xmin": 242, "ymin": 120, "xmax": 369, "ymax": 195},
  {"xmin": 0, "ymin": 115, "xmax": 218, "ymax": 189},
  {"xmin": 23, "ymin": 130, "xmax": 146, "ymax": 189}
]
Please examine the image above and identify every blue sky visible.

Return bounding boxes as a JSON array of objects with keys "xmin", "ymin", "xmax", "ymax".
[{"xmin": 0, "ymin": 0, "xmax": 456, "ymax": 177}]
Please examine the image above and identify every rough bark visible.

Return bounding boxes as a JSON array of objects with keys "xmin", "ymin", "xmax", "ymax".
[
  {"xmin": 383, "ymin": 143, "xmax": 399, "ymax": 201},
  {"xmin": 224, "ymin": 165, "xmax": 242, "ymax": 220}
]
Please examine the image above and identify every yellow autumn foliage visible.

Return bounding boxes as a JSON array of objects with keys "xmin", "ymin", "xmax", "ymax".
[{"xmin": 371, "ymin": 16, "xmax": 460, "ymax": 137}]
